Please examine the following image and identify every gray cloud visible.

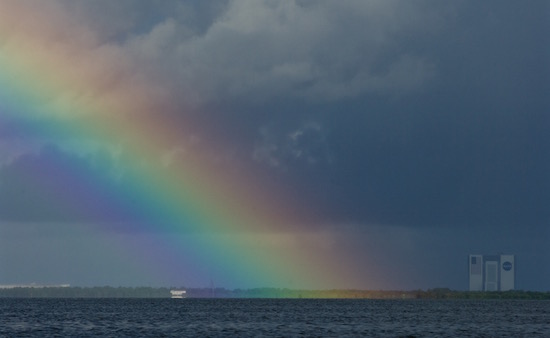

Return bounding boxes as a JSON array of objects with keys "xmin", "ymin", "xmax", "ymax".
[
  {"xmin": 71, "ymin": 0, "xmax": 445, "ymax": 106},
  {"xmin": 3, "ymin": 0, "xmax": 547, "ymax": 230},
  {"xmin": 253, "ymin": 121, "xmax": 332, "ymax": 170}
]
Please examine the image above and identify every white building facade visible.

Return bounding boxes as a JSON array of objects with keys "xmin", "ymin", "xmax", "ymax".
[{"xmin": 468, "ymin": 254, "xmax": 515, "ymax": 291}]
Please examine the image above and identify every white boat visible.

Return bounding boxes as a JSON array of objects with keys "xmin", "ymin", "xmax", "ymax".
[{"xmin": 170, "ymin": 290, "xmax": 186, "ymax": 299}]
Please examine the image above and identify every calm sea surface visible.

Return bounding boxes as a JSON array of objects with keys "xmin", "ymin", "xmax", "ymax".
[{"xmin": 0, "ymin": 298, "xmax": 549, "ymax": 337}]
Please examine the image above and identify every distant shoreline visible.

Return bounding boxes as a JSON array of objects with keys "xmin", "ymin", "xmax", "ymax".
[{"xmin": 0, "ymin": 287, "xmax": 548, "ymax": 299}]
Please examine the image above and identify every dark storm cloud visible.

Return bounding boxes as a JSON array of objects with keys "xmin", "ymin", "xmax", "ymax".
[
  {"xmin": 92, "ymin": 0, "xmax": 444, "ymax": 108},
  {"xmin": 238, "ymin": 1, "xmax": 549, "ymax": 230},
  {"xmin": 56, "ymin": 0, "xmax": 228, "ymax": 42},
  {"xmin": 2, "ymin": 1, "xmax": 547, "ymax": 231}
]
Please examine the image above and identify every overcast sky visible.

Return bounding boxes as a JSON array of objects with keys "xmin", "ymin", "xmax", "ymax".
[{"xmin": 0, "ymin": 0, "xmax": 548, "ymax": 290}]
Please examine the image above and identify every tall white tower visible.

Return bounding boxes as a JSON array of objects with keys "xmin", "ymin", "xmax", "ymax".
[
  {"xmin": 469, "ymin": 254, "xmax": 483, "ymax": 291},
  {"xmin": 500, "ymin": 254, "xmax": 515, "ymax": 291}
]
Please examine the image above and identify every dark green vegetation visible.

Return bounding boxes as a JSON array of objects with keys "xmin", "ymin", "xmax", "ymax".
[
  {"xmin": 0, "ymin": 287, "xmax": 170, "ymax": 298},
  {"xmin": 0, "ymin": 287, "xmax": 549, "ymax": 299}
]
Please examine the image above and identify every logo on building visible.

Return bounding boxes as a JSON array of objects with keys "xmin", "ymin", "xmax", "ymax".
[{"xmin": 502, "ymin": 261, "xmax": 512, "ymax": 271}]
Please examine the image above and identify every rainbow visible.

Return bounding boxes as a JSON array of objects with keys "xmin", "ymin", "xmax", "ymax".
[{"xmin": 0, "ymin": 2, "xmax": 362, "ymax": 289}]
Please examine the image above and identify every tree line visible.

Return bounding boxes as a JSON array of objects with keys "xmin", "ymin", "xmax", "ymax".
[{"xmin": 0, "ymin": 286, "xmax": 548, "ymax": 299}]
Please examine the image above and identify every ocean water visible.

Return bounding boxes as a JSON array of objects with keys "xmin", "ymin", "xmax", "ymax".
[{"xmin": 0, "ymin": 298, "xmax": 549, "ymax": 337}]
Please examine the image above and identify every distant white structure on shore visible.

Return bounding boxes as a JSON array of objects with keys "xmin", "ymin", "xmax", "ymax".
[
  {"xmin": 0, "ymin": 283, "xmax": 70, "ymax": 289},
  {"xmin": 469, "ymin": 254, "xmax": 515, "ymax": 291},
  {"xmin": 170, "ymin": 290, "xmax": 186, "ymax": 299}
]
